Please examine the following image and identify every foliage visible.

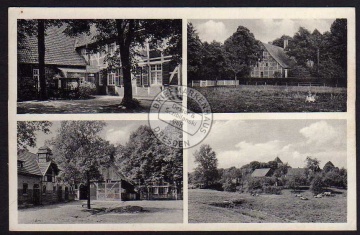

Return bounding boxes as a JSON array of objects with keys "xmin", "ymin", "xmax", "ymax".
[
  {"xmin": 263, "ymin": 186, "xmax": 282, "ymax": 195},
  {"xmin": 287, "ymin": 170, "xmax": 307, "ymax": 192},
  {"xmin": 249, "ymin": 161, "xmax": 261, "ymax": 171},
  {"xmin": 310, "ymin": 174, "xmax": 325, "ymax": 194},
  {"xmin": 17, "ymin": 77, "xmax": 38, "ymax": 101},
  {"xmin": 49, "ymin": 121, "xmax": 113, "ymax": 183},
  {"xmin": 17, "ymin": 121, "xmax": 52, "ymax": 151},
  {"xmin": 78, "ymin": 81, "xmax": 97, "ymax": 99},
  {"xmin": 271, "ymin": 35, "xmax": 292, "ymax": 48},
  {"xmin": 322, "ymin": 170, "xmax": 342, "ymax": 187},
  {"xmin": 305, "ymin": 156, "xmax": 321, "ymax": 173},
  {"xmin": 187, "ymin": 22, "xmax": 204, "ymax": 81},
  {"xmin": 247, "ymin": 177, "xmax": 262, "ymax": 190},
  {"xmin": 273, "ymin": 163, "xmax": 290, "ymax": 178},
  {"xmin": 281, "ymin": 19, "xmax": 347, "ymax": 85},
  {"xmin": 202, "ymin": 41, "xmax": 228, "ymax": 80},
  {"xmin": 193, "ymin": 144, "xmax": 219, "ymax": 187},
  {"xmin": 222, "ymin": 178, "xmax": 237, "ymax": 192},
  {"xmin": 116, "ymin": 125, "xmax": 183, "ymax": 186},
  {"xmin": 323, "ymin": 161, "xmax": 335, "ymax": 173},
  {"xmin": 223, "ymin": 26, "xmax": 261, "ymax": 79}
]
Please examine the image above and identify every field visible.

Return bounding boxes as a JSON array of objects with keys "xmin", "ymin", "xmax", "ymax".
[
  {"xmin": 188, "ymin": 85, "xmax": 347, "ymax": 113},
  {"xmin": 188, "ymin": 189, "xmax": 347, "ymax": 223}
]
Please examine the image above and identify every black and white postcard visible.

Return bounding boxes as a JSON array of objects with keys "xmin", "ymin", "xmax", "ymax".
[{"xmin": 8, "ymin": 7, "xmax": 356, "ymax": 232}]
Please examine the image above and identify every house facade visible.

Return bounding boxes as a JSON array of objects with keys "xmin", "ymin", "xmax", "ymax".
[
  {"xmin": 75, "ymin": 35, "xmax": 181, "ymax": 98},
  {"xmin": 18, "ymin": 24, "xmax": 181, "ymax": 100},
  {"xmin": 17, "ymin": 25, "xmax": 88, "ymax": 101},
  {"xmin": 18, "ymin": 146, "xmax": 75, "ymax": 206},
  {"xmin": 250, "ymin": 40, "xmax": 293, "ymax": 78},
  {"xmin": 139, "ymin": 181, "xmax": 183, "ymax": 200},
  {"xmin": 74, "ymin": 164, "xmax": 137, "ymax": 201}
]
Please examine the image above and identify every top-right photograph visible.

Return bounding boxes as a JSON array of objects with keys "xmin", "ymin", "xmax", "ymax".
[{"xmin": 187, "ymin": 19, "xmax": 347, "ymax": 113}]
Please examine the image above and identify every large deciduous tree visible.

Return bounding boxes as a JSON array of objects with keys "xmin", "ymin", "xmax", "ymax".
[
  {"xmin": 116, "ymin": 125, "xmax": 183, "ymax": 187},
  {"xmin": 223, "ymin": 26, "xmax": 261, "ymax": 81},
  {"xmin": 49, "ymin": 121, "xmax": 113, "ymax": 209},
  {"xmin": 187, "ymin": 22, "xmax": 204, "ymax": 82},
  {"xmin": 63, "ymin": 20, "xmax": 182, "ymax": 108},
  {"xmin": 193, "ymin": 144, "xmax": 219, "ymax": 187},
  {"xmin": 17, "ymin": 121, "xmax": 52, "ymax": 151}
]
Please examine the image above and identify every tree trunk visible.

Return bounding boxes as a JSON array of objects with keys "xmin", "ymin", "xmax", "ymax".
[
  {"xmin": 87, "ymin": 171, "xmax": 91, "ymax": 209},
  {"xmin": 115, "ymin": 20, "xmax": 134, "ymax": 108},
  {"xmin": 38, "ymin": 20, "xmax": 47, "ymax": 100}
]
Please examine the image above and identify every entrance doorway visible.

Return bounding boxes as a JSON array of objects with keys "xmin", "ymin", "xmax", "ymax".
[
  {"xmin": 79, "ymin": 184, "xmax": 88, "ymax": 200},
  {"xmin": 33, "ymin": 184, "xmax": 40, "ymax": 205}
]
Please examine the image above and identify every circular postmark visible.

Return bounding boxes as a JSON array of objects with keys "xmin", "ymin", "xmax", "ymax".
[{"xmin": 148, "ymin": 86, "xmax": 213, "ymax": 149}]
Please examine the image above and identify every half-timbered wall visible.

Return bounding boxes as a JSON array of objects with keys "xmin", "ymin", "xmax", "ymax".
[{"xmin": 251, "ymin": 51, "xmax": 283, "ymax": 78}]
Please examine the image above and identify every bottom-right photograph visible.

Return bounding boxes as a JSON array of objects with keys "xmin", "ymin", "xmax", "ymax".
[{"xmin": 188, "ymin": 119, "xmax": 347, "ymax": 223}]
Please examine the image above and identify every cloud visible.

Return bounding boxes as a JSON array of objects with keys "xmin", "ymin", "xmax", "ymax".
[
  {"xmin": 299, "ymin": 121, "xmax": 338, "ymax": 145},
  {"xmin": 196, "ymin": 20, "xmax": 228, "ymax": 43},
  {"xmin": 105, "ymin": 129, "xmax": 127, "ymax": 145}
]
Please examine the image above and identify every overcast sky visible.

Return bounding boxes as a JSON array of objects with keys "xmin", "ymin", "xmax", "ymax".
[
  {"xmin": 27, "ymin": 120, "xmax": 149, "ymax": 154},
  {"xmin": 188, "ymin": 120, "xmax": 347, "ymax": 172},
  {"xmin": 189, "ymin": 19, "xmax": 335, "ymax": 44}
]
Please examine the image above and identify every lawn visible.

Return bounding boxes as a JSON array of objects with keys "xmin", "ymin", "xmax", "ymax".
[
  {"xmin": 17, "ymin": 95, "xmax": 152, "ymax": 114},
  {"xmin": 188, "ymin": 189, "xmax": 347, "ymax": 223},
  {"xmin": 188, "ymin": 85, "xmax": 347, "ymax": 113},
  {"xmin": 18, "ymin": 200, "xmax": 183, "ymax": 224}
]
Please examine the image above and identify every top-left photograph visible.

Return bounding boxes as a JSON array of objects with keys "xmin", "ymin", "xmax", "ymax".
[{"xmin": 17, "ymin": 19, "xmax": 182, "ymax": 114}]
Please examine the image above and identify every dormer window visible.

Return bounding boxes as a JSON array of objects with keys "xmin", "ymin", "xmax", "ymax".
[{"xmin": 17, "ymin": 161, "xmax": 23, "ymax": 168}]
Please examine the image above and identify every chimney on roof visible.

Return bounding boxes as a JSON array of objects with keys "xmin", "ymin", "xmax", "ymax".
[{"xmin": 283, "ymin": 39, "xmax": 289, "ymax": 49}]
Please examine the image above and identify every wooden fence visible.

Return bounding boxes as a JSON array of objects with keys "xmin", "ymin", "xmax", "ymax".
[
  {"xmin": 190, "ymin": 80, "xmax": 335, "ymax": 88},
  {"xmin": 191, "ymin": 80, "xmax": 239, "ymax": 87}
]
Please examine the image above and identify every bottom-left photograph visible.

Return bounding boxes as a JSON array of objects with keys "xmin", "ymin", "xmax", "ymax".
[{"xmin": 16, "ymin": 120, "xmax": 183, "ymax": 224}]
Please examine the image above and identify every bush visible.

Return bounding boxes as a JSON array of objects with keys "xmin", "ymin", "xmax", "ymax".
[
  {"xmin": 18, "ymin": 78, "xmax": 38, "ymax": 101},
  {"xmin": 222, "ymin": 179, "xmax": 237, "ymax": 192},
  {"xmin": 310, "ymin": 174, "xmax": 325, "ymax": 195},
  {"xmin": 78, "ymin": 82, "xmax": 96, "ymax": 99},
  {"xmin": 247, "ymin": 177, "xmax": 262, "ymax": 191},
  {"xmin": 263, "ymin": 186, "xmax": 282, "ymax": 195}
]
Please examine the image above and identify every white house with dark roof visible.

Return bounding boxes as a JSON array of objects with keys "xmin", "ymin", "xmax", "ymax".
[{"xmin": 250, "ymin": 40, "xmax": 294, "ymax": 78}]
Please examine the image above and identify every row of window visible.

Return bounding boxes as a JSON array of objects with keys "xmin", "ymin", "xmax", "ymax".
[
  {"xmin": 151, "ymin": 187, "xmax": 169, "ymax": 195},
  {"xmin": 32, "ymin": 63, "xmax": 164, "ymax": 88},
  {"xmin": 22, "ymin": 183, "xmax": 73, "ymax": 195}
]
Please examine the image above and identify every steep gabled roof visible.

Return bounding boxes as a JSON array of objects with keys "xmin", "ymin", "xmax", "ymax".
[
  {"xmin": 18, "ymin": 150, "xmax": 42, "ymax": 176},
  {"xmin": 251, "ymin": 168, "xmax": 272, "ymax": 177},
  {"xmin": 18, "ymin": 25, "xmax": 87, "ymax": 66},
  {"xmin": 262, "ymin": 42, "xmax": 293, "ymax": 69}
]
